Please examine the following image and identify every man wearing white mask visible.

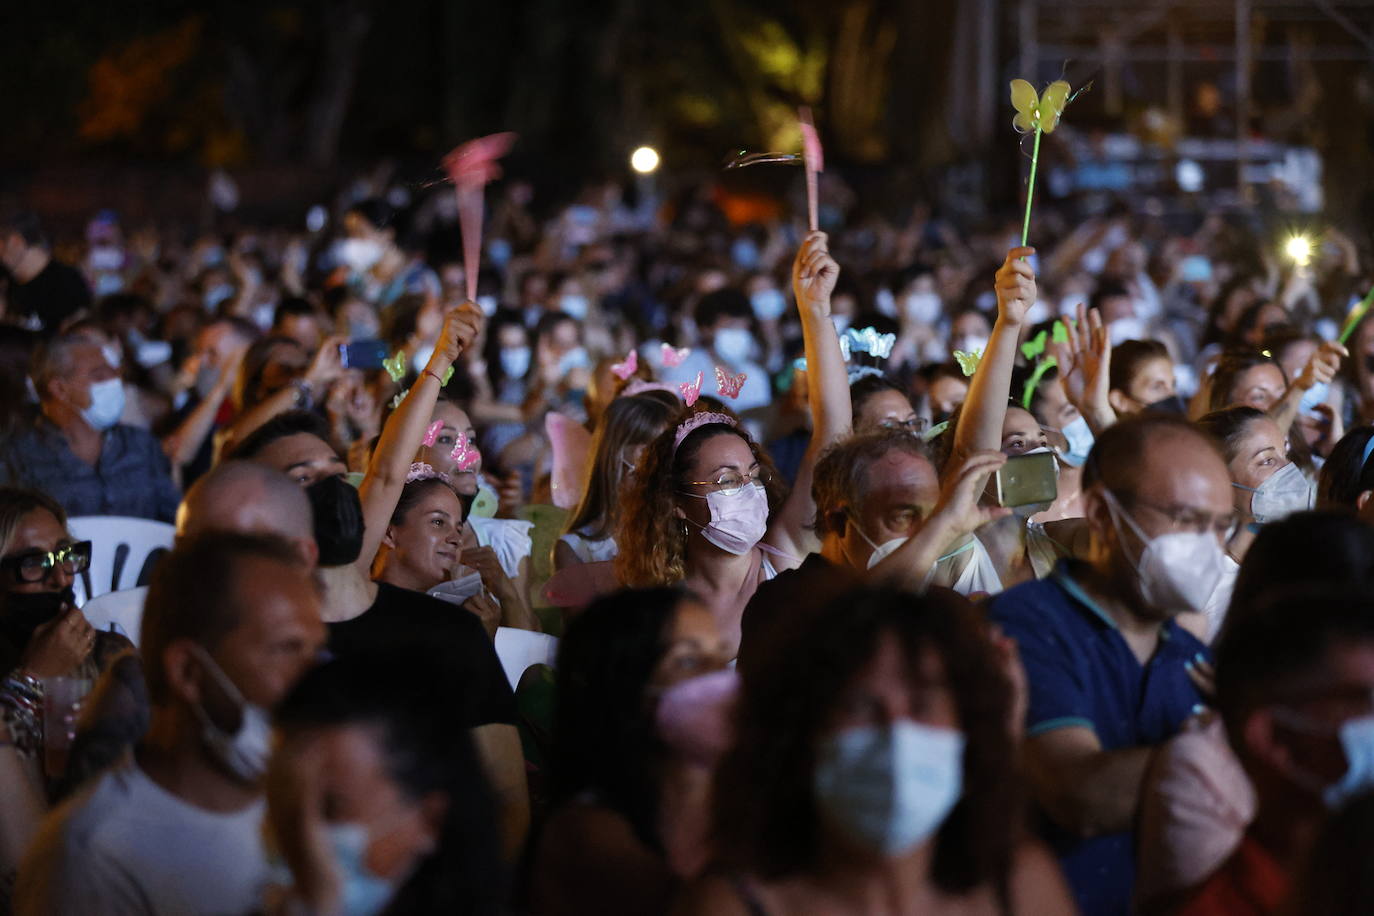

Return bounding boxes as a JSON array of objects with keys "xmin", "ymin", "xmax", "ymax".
[
  {"xmin": 0, "ymin": 333, "xmax": 179, "ymax": 521},
  {"xmin": 988, "ymin": 414, "xmax": 1229, "ymax": 916},
  {"xmin": 16, "ymin": 531, "xmax": 327, "ymax": 915}
]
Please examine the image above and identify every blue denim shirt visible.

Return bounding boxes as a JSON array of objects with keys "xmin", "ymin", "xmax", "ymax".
[{"xmin": 2, "ymin": 421, "xmax": 180, "ymax": 522}]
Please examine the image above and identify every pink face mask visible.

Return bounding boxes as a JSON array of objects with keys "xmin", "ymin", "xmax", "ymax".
[
  {"xmin": 685, "ymin": 483, "xmax": 769, "ymax": 555},
  {"xmin": 654, "ymin": 668, "xmax": 741, "ymax": 765}
]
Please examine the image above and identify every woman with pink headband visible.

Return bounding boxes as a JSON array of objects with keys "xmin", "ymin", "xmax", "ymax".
[{"xmin": 615, "ymin": 232, "xmax": 851, "ymax": 657}]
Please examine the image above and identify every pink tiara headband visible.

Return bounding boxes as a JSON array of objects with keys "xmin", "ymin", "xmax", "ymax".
[
  {"xmin": 406, "ymin": 462, "xmax": 452, "ymax": 485},
  {"xmin": 673, "ymin": 411, "xmax": 737, "ymax": 453}
]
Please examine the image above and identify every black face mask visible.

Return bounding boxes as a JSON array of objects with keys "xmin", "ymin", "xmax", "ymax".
[
  {"xmin": 2, "ymin": 587, "xmax": 75, "ymax": 641},
  {"xmin": 1364, "ymin": 353, "xmax": 1374, "ymax": 376},
  {"xmin": 306, "ymin": 475, "xmax": 365, "ymax": 567},
  {"xmin": 1144, "ymin": 394, "xmax": 1187, "ymax": 416}
]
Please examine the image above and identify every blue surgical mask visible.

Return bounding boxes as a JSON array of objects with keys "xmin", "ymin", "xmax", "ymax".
[
  {"xmin": 558, "ymin": 294, "xmax": 590, "ymax": 320},
  {"xmin": 81, "ymin": 377, "xmax": 126, "ymax": 431},
  {"xmin": 1325, "ymin": 716, "xmax": 1374, "ymax": 809},
  {"xmin": 1299, "ymin": 380, "xmax": 1330, "ymax": 417},
  {"xmin": 713, "ymin": 327, "xmax": 754, "ymax": 365},
  {"xmin": 750, "ymin": 288, "xmax": 787, "ymax": 322},
  {"xmin": 204, "ymin": 283, "xmax": 236, "ymax": 310},
  {"xmin": 814, "ymin": 720, "xmax": 964, "ymax": 855},
  {"xmin": 557, "ymin": 346, "xmax": 591, "ymax": 375},
  {"xmin": 500, "ymin": 346, "xmax": 531, "ymax": 379},
  {"xmin": 326, "ymin": 822, "xmax": 398, "ymax": 916},
  {"xmin": 1054, "ymin": 415, "xmax": 1095, "ymax": 468}
]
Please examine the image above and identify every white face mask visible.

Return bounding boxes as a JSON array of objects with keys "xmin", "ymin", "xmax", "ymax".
[
  {"xmin": 190, "ymin": 645, "xmax": 273, "ymax": 784},
  {"xmin": 951, "ymin": 335, "xmax": 988, "ymax": 357},
  {"xmin": 713, "ymin": 327, "xmax": 754, "ymax": 366},
  {"xmin": 831, "ymin": 315, "xmax": 852, "ymax": 335},
  {"xmin": 902, "ymin": 291, "xmax": 943, "ymax": 326},
  {"xmin": 1104, "ymin": 490, "xmax": 1227, "ymax": 614},
  {"xmin": 81, "ymin": 377, "xmax": 126, "ymax": 431},
  {"xmin": 336, "ymin": 237, "xmax": 384, "ymax": 274},
  {"xmin": 813, "ymin": 720, "xmax": 965, "ymax": 856},
  {"xmin": 1106, "ymin": 316, "xmax": 1148, "ymax": 346},
  {"xmin": 750, "ymin": 288, "xmax": 788, "ymax": 322},
  {"xmin": 1054, "ymin": 415, "xmax": 1095, "ymax": 468},
  {"xmin": 684, "ymin": 482, "xmax": 770, "ymax": 555},
  {"xmin": 409, "ymin": 343, "xmax": 436, "ymax": 375},
  {"xmin": 558, "ymin": 294, "xmax": 590, "ymax": 320},
  {"xmin": 1234, "ymin": 461, "xmax": 1314, "ymax": 525},
  {"xmin": 1299, "ymin": 380, "xmax": 1330, "ymax": 417},
  {"xmin": 476, "ymin": 294, "xmax": 499, "ymax": 317},
  {"xmin": 866, "ymin": 536, "xmax": 908, "ymax": 570},
  {"xmin": 500, "ymin": 346, "xmax": 531, "ymax": 379}
]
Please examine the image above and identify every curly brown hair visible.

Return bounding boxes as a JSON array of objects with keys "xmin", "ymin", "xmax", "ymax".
[
  {"xmin": 614, "ymin": 407, "xmax": 784, "ymax": 587},
  {"xmin": 711, "ymin": 586, "xmax": 1022, "ymax": 900}
]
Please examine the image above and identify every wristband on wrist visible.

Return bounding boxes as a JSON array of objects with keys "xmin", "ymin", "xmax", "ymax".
[{"xmin": 422, "ymin": 369, "xmax": 444, "ymax": 386}]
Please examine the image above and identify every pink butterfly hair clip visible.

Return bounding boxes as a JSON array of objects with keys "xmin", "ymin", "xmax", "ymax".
[
  {"xmin": 715, "ymin": 366, "xmax": 747, "ymax": 400},
  {"xmin": 449, "ymin": 433, "xmax": 482, "ymax": 473},
  {"xmin": 679, "ymin": 370, "xmax": 704, "ymax": 407},
  {"xmin": 611, "ymin": 349, "xmax": 638, "ymax": 381},
  {"xmin": 661, "ymin": 343, "xmax": 690, "ymax": 368},
  {"xmin": 406, "ymin": 462, "xmax": 450, "ymax": 484},
  {"xmin": 421, "ymin": 420, "xmax": 444, "ymax": 448}
]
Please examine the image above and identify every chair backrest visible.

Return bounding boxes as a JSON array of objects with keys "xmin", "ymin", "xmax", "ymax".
[
  {"xmin": 67, "ymin": 516, "xmax": 175, "ymax": 606},
  {"xmin": 493, "ymin": 627, "xmax": 559, "ymax": 691},
  {"xmin": 79, "ymin": 586, "xmax": 148, "ymax": 646}
]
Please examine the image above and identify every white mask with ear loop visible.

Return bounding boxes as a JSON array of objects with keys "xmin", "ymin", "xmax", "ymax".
[
  {"xmin": 188, "ymin": 645, "xmax": 274, "ymax": 783},
  {"xmin": 1102, "ymin": 489, "xmax": 1227, "ymax": 614}
]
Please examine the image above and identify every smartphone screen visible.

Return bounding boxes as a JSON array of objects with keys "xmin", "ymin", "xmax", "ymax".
[
  {"xmin": 339, "ymin": 339, "xmax": 388, "ymax": 371},
  {"xmin": 994, "ymin": 451, "xmax": 1059, "ymax": 508}
]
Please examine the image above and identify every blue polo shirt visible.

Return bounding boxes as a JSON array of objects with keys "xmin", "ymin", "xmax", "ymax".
[{"xmin": 987, "ymin": 561, "xmax": 1208, "ymax": 916}]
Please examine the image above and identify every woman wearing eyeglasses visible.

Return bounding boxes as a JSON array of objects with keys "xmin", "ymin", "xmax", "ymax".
[
  {"xmin": 615, "ymin": 233, "xmax": 850, "ymax": 658},
  {"xmin": 0, "ymin": 486, "xmax": 133, "ymax": 908}
]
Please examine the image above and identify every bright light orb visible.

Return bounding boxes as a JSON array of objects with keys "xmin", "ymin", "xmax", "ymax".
[
  {"xmin": 1285, "ymin": 235, "xmax": 1313, "ymax": 267},
  {"xmin": 630, "ymin": 146, "xmax": 661, "ymax": 175}
]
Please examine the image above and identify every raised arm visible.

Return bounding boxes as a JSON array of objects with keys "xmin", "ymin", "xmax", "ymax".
[
  {"xmin": 765, "ymin": 231, "xmax": 848, "ymax": 562},
  {"xmin": 218, "ymin": 336, "xmax": 347, "ymax": 456},
  {"xmin": 1270, "ymin": 340, "xmax": 1345, "ymax": 437},
  {"xmin": 356, "ymin": 304, "xmax": 484, "ymax": 573},
  {"xmin": 1050, "ymin": 302, "xmax": 1116, "ymax": 434},
  {"xmin": 951, "ymin": 248, "xmax": 1037, "ymax": 467}
]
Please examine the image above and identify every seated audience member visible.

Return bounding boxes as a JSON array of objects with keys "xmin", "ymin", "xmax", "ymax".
[
  {"xmin": 1177, "ymin": 590, "xmax": 1374, "ymax": 916},
  {"xmin": 555, "ymin": 391, "xmax": 678, "ymax": 570},
  {"xmin": 270, "ymin": 297, "xmax": 325, "ymax": 352},
  {"xmin": 679, "ymin": 586, "xmax": 1074, "ymax": 914},
  {"xmin": 849, "ymin": 373, "xmax": 924, "ymax": 434},
  {"xmin": 1, "ymin": 333, "xmax": 179, "ymax": 521},
  {"xmin": 14, "ymin": 531, "xmax": 326, "ymax": 915},
  {"xmin": 372, "ymin": 469, "xmax": 537, "ymax": 634},
  {"xmin": 0, "ymin": 488, "xmax": 135, "ymax": 903},
  {"xmin": 416, "ymin": 395, "xmax": 535, "ymax": 586},
  {"xmin": 0, "ymin": 213, "xmax": 91, "ymax": 334},
  {"xmin": 529, "ymin": 587, "xmax": 733, "ymax": 915},
  {"xmin": 988, "ymin": 414, "xmax": 1229, "ymax": 915},
  {"xmin": 1136, "ymin": 511, "xmax": 1374, "ymax": 915},
  {"xmin": 1108, "ymin": 339, "xmax": 1181, "ymax": 417},
  {"xmin": 1194, "ymin": 406, "xmax": 1316, "ymax": 639},
  {"xmin": 267, "ymin": 651, "xmax": 505, "ymax": 916},
  {"xmin": 615, "ymin": 233, "xmax": 848, "ymax": 656}
]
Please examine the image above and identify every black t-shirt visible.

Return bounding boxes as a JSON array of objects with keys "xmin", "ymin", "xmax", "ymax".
[
  {"xmin": 328, "ymin": 582, "xmax": 517, "ymax": 728},
  {"xmin": 7, "ymin": 260, "xmax": 91, "ymax": 333}
]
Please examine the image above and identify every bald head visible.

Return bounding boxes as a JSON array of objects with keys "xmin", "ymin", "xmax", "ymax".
[{"xmin": 178, "ymin": 462, "xmax": 316, "ymax": 561}]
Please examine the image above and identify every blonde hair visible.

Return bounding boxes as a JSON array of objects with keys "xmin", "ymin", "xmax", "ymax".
[{"xmin": 0, "ymin": 487, "xmax": 69, "ymax": 559}]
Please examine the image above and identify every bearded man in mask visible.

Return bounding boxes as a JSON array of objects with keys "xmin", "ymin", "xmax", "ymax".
[
  {"xmin": 988, "ymin": 414, "xmax": 1231, "ymax": 916},
  {"xmin": 15, "ymin": 531, "xmax": 326, "ymax": 915}
]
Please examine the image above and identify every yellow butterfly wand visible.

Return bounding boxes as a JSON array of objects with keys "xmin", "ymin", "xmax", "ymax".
[{"xmin": 1009, "ymin": 78, "xmax": 1080, "ymax": 247}]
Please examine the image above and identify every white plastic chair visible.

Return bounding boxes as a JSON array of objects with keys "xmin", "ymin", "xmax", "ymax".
[
  {"xmin": 493, "ymin": 627, "xmax": 559, "ymax": 691},
  {"xmin": 79, "ymin": 586, "xmax": 148, "ymax": 645},
  {"xmin": 67, "ymin": 516, "xmax": 175, "ymax": 607}
]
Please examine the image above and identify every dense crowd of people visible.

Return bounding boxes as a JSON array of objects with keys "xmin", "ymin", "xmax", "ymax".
[{"xmin": 1, "ymin": 165, "xmax": 1373, "ymax": 915}]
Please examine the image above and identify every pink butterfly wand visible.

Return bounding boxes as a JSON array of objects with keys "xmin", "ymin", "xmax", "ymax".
[{"xmin": 442, "ymin": 132, "xmax": 517, "ymax": 302}]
